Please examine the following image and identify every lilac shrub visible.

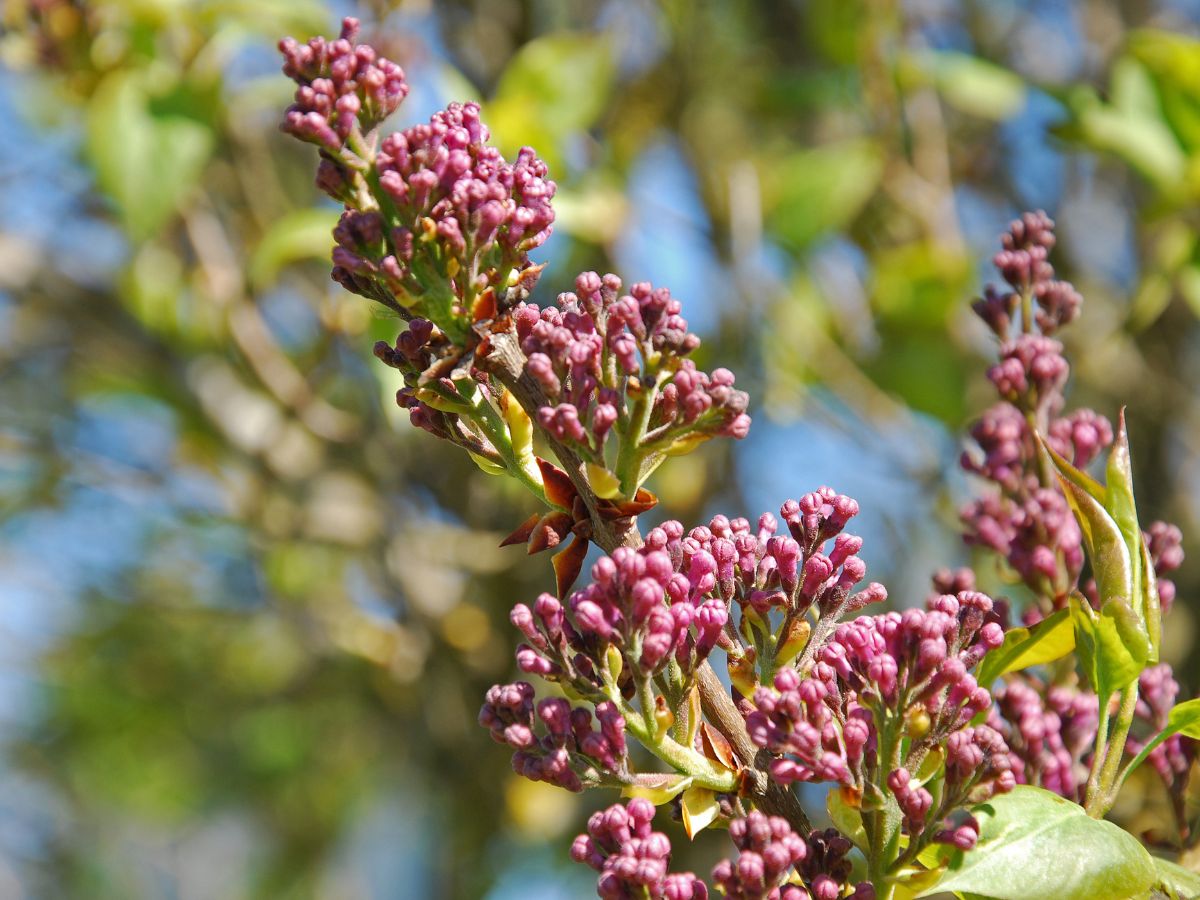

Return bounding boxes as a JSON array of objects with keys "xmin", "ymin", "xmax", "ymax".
[{"xmin": 280, "ymin": 20, "xmax": 1195, "ymax": 899}]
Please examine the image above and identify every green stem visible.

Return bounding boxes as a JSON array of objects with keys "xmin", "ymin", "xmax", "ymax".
[
  {"xmin": 1087, "ymin": 681, "xmax": 1139, "ymax": 817},
  {"xmin": 866, "ymin": 719, "xmax": 903, "ymax": 894},
  {"xmin": 614, "ymin": 369, "xmax": 665, "ymax": 496},
  {"xmin": 621, "ymin": 693, "xmax": 739, "ymax": 793},
  {"xmin": 1084, "ymin": 691, "xmax": 1113, "ymax": 811},
  {"xmin": 469, "ymin": 392, "xmax": 549, "ymax": 504}
]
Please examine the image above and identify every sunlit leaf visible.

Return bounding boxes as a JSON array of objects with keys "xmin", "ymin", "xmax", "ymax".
[
  {"xmin": 976, "ymin": 607, "xmax": 1075, "ymax": 687},
  {"xmin": 1120, "ymin": 698, "xmax": 1200, "ymax": 785},
  {"xmin": 918, "ymin": 786, "xmax": 1156, "ymax": 899},
  {"xmin": 827, "ymin": 786, "xmax": 867, "ymax": 850},
  {"xmin": 680, "ymin": 786, "xmax": 720, "ymax": 839},
  {"xmin": 486, "ymin": 33, "xmax": 615, "ymax": 168},
  {"xmin": 762, "ymin": 139, "xmax": 883, "ymax": 249},
  {"xmin": 87, "ymin": 71, "xmax": 215, "ymax": 240},
  {"xmin": 1071, "ymin": 596, "xmax": 1144, "ymax": 701},
  {"xmin": 622, "ymin": 773, "xmax": 692, "ymax": 804},
  {"xmin": 903, "ymin": 51, "xmax": 1027, "ymax": 121},
  {"xmin": 250, "ymin": 208, "xmax": 336, "ymax": 289},
  {"xmin": 1151, "ymin": 857, "xmax": 1200, "ymax": 899}
]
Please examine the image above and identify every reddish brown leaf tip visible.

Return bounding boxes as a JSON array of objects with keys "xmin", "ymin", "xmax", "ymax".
[
  {"xmin": 552, "ymin": 534, "xmax": 589, "ymax": 599},
  {"xmin": 499, "ymin": 512, "xmax": 540, "ymax": 548},
  {"xmin": 537, "ymin": 457, "xmax": 579, "ymax": 509},
  {"xmin": 528, "ymin": 511, "xmax": 573, "ymax": 554}
]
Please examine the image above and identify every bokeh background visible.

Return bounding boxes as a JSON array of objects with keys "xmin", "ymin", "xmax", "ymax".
[{"xmin": 2, "ymin": 0, "xmax": 1200, "ymax": 896}]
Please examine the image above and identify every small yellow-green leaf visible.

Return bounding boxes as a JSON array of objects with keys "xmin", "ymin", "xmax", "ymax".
[
  {"xmin": 586, "ymin": 462, "xmax": 623, "ymax": 500},
  {"xmin": 680, "ymin": 786, "xmax": 720, "ymax": 839},
  {"xmin": 622, "ymin": 774, "xmax": 692, "ymax": 804},
  {"xmin": 467, "ymin": 451, "xmax": 507, "ymax": 476},
  {"xmin": 1140, "ymin": 538, "xmax": 1162, "ymax": 663},
  {"xmin": 1105, "ymin": 412, "xmax": 1147, "ymax": 624},
  {"xmin": 976, "ymin": 607, "xmax": 1076, "ymax": 686},
  {"xmin": 826, "ymin": 787, "xmax": 868, "ymax": 850}
]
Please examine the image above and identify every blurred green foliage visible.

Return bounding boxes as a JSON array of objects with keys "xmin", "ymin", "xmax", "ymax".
[{"xmin": 2, "ymin": 0, "xmax": 1200, "ymax": 897}]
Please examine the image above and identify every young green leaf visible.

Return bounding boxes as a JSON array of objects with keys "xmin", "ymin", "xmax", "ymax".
[
  {"xmin": 1140, "ymin": 535, "xmax": 1163, "ymax": 664},
  {"xmin": 680, "ymin": 786, "xmax": 720, "ymax": 839},
  {"xmin": 1041, "ymin": 435, "xmax": 1151, "ymax": 675},
  {"xmin": 917, "ymin": 786, "xmax": 1156, "ymax": 899},
  {"xmin": 826, "ymin": 787, "xmax": 868, "ymax": 850},
  {"xmin": 1120, "ymin": 698, "xmax": 1200, "ymax": 785},
  {"xmin": 975, "ymin": 607, "xmax": 1075, "ymax": 686},
  {"xmin": 1105, "ymin": 411, "xmax": 1155, "ymax": 660},
  {"xmin": 1056, "ymin": 471, "xmax": 1136, "ymax": 614},
  {"xmin": 621, "ymin": 773, "xmax": 692, "ymax": 804},
  {"xmin": 1071, "ymin": 596, "xmax": 1145, "ymax": 700}
]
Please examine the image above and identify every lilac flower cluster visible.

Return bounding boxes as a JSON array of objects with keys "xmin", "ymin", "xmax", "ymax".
[
  {"xmin": 657, "ymin": 493, "xmax": 883, "ymax": 624},
  {"xmin": 515, "ymin": 273, "xmax": 750, "ymax": 469},
  {"xmin": 748, "ymin": 591, "xmax": 1006, "ymax": 792},
  {"xmin": 884, "ymin": 723, "xmax": 1013, "ymax": 851},
  {"xmin": 329, "ymin": 101, "xmax": 555, "ymax": 322},
  {"xmin": 479, "ymin": 683, "xmax": 628, "ymax": 791},
  {"xmin": 509, "ymin": 535, "xmax": 730, "ymax": 694},
  {"xmin": 989, "ymin": 676, "xmax": 1099, "ymax": 803},
  {"xmin": 372, "ymin": 318, "xmax": 457, "ymax": 438},
  {"xmin": 961, "ymin": 212, "xmax": 1110, "ymax": 611},
  {"xmin": 795, "ymin": 829, "xmax": 875, "ymax": 900},
  {"xmin": 281, "ymin": 20, "xmax": 554, "ymax": 339},
  {"xmin": 960, "ymin": 215, "xmax": 1192, "ymax": 824},
  {"xmin": 710, "ymin": 811, "xmax": 808, "ymax": 900},
  {"xmin": 570, "ymin": 799, "xmax": 708, "ymax": 899},
  {"xmin": 709, "ymin": 814, "xmax": 874, "ymax": 900},
  {"xmin": 569, "ymin": 804, "xmax": 874, "ymax": 900},
  {"xmin": 279, "ymin": 18, "xmax": 408, "ymax": 153}
]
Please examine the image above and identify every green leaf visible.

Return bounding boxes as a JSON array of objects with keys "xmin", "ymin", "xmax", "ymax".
[
  {"xmin": 1140, "ymin": 538, "xmax": 1163, "ymax": 666},
  {"xmin": 917, "ymin": 786, "xmax": 1156, "ymax": 899},
  {"xmin": 250, "ymin": 209, "xmax": 336, "ymax": 290},
  {"xmin": 1064, "ymin": 60, "xmax": 1186, "ymax": 191},
  {"xmin": 621, "ymin": 774, "xmax": 692, "ymax": 804},
  {"xmin": 680, "ymin": 786, "xmax": 720, "ymax": 839},
  {"xmin": 906, "ymin": 51, "xmax": 1027, "ymax": 121},
  {"xmin": 1039, "ymin": 436, "xmax": 1105, "ymax": 504},
  {"xmin": 763, "ymin": 139, "xmax": 883, "ymax": 250},
  {"xmin": 486, "ymin": 33, "xmax": 615, "ymax": 169},
  {"xmin": 87, "ymin": 72, "xmax": 215, "ymax": 241},
  {"xmin": 1041, "ymin": 436, "xmax": 1150, "ymax": 678},
  {"xmin": 1151, "ymin": 857, "xmax": 1200, "ymax": 899},
  {"xmin": 1121, "ymin": 698, "xmax": 1200, "ymax": 785},
  {"xmin": 826, "ymin": 786, "xmax": 867, "ymax": 850},
  {"xmin": 1104, "ymin": 411, "xmax": 1139, "ymax": 551},
  {"xmin": 975, "ymin": 607, "xmax": 1075, "ymax": 687},
  {"xmin": 1071, "ymin": 596, "xmax": 1144, "ymax": 702},
  {"xmin": 1098, "ymin": 412, "xmax": 1159, "ymax": 663}
]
